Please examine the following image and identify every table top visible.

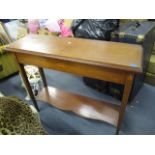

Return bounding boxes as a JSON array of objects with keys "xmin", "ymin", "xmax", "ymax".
[{"xmin": 5, "ymin": 34, "xmax": 143, "ymax": 73}]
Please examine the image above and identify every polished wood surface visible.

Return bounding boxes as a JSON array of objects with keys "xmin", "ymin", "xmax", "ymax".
[
  {"xmin": 5, "ymin": 34, "xmax": 143, "ymax": 134},
  {"xmin": 18, "ymin": 63, "xmax": 39, "ymax": 111},
  {"xmin": 15, "ymin": 53, "xmax": 127, "ymax": 84},
  {"xmin": 6, "ymin": 34, "xmax": 143, "ymax": 73},
  {"xmin": 36, "ymin": 86, "xmax": 120, "ymax": 126},
  {"xmin": 116, "ymin": 73, "xmax": 134, "ymax": 134},
  {"xmin": 38, "ymin": 67, "xmax": 47, "ymax": 87}
]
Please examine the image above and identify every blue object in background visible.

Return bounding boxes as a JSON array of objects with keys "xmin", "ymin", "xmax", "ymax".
[{"xmin": 0, "ymin": 19, "xmax": 10, "ymax": 23}]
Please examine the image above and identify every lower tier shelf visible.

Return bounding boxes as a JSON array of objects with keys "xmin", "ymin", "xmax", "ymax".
[{"xmin": 36, "ymin": 86, "xmax": 120, "ymax": 127}]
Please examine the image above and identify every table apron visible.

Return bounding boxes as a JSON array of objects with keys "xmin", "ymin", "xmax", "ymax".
[{"xmin": 15, "ymin": 53, "xmax": 127, "ymax": 85}]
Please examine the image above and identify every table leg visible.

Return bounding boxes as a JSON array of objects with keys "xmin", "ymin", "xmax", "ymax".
[
  {"xmin": 38, "ymin": 67, "xmax": 47, "ymax": 87},
  {"xmin": 19, "ymin": 64, "xmax": 39, "ymax": 111},
  {"xmin": 116, "ymin": 73, "xmax": 134, "ymax": 134}
]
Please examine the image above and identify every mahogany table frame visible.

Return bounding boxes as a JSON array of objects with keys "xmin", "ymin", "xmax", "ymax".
[
  {"xmin": 5, "ymin": 35, "xmax": 143, "ymax": 134},
  {"xmin": 17, "ymin": 54, "xmax": 133, "ymax": 134}
]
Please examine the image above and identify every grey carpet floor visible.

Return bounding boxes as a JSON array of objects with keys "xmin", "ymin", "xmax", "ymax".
[{"xmin": 0, "ymin": 69, "xmax": 155, "ymax": 135}]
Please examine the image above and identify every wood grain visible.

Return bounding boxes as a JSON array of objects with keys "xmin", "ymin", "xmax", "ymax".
[
  {"xmin": 116, "ymin": 73, "xmax": 134, "ymax": 134},
  {"xmin": 5, "ymin": 34, "xmax": 143, "ymax": 73},
  {"xmin": 18, "ymin": 63, "xmax": 39, "ymax": 111},
  {"xmin": 15, "ymin": 52, "xmax": 127, "ymax": 84},
  {"xmin": 38, "ymin": 67, "xmax": 47, "ymax": 87},
  {"xmin": 4, "ymin": 34, "xmax": 143, "ymax": 134},
  {"xmin": 36, "ymin": 86, "xmax": 120, "ymax": 126}
]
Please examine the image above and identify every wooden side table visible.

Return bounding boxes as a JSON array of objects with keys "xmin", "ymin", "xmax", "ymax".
[{"xmin": 5, "ymin": 34, "xmax": 143, "ymax": 134}]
